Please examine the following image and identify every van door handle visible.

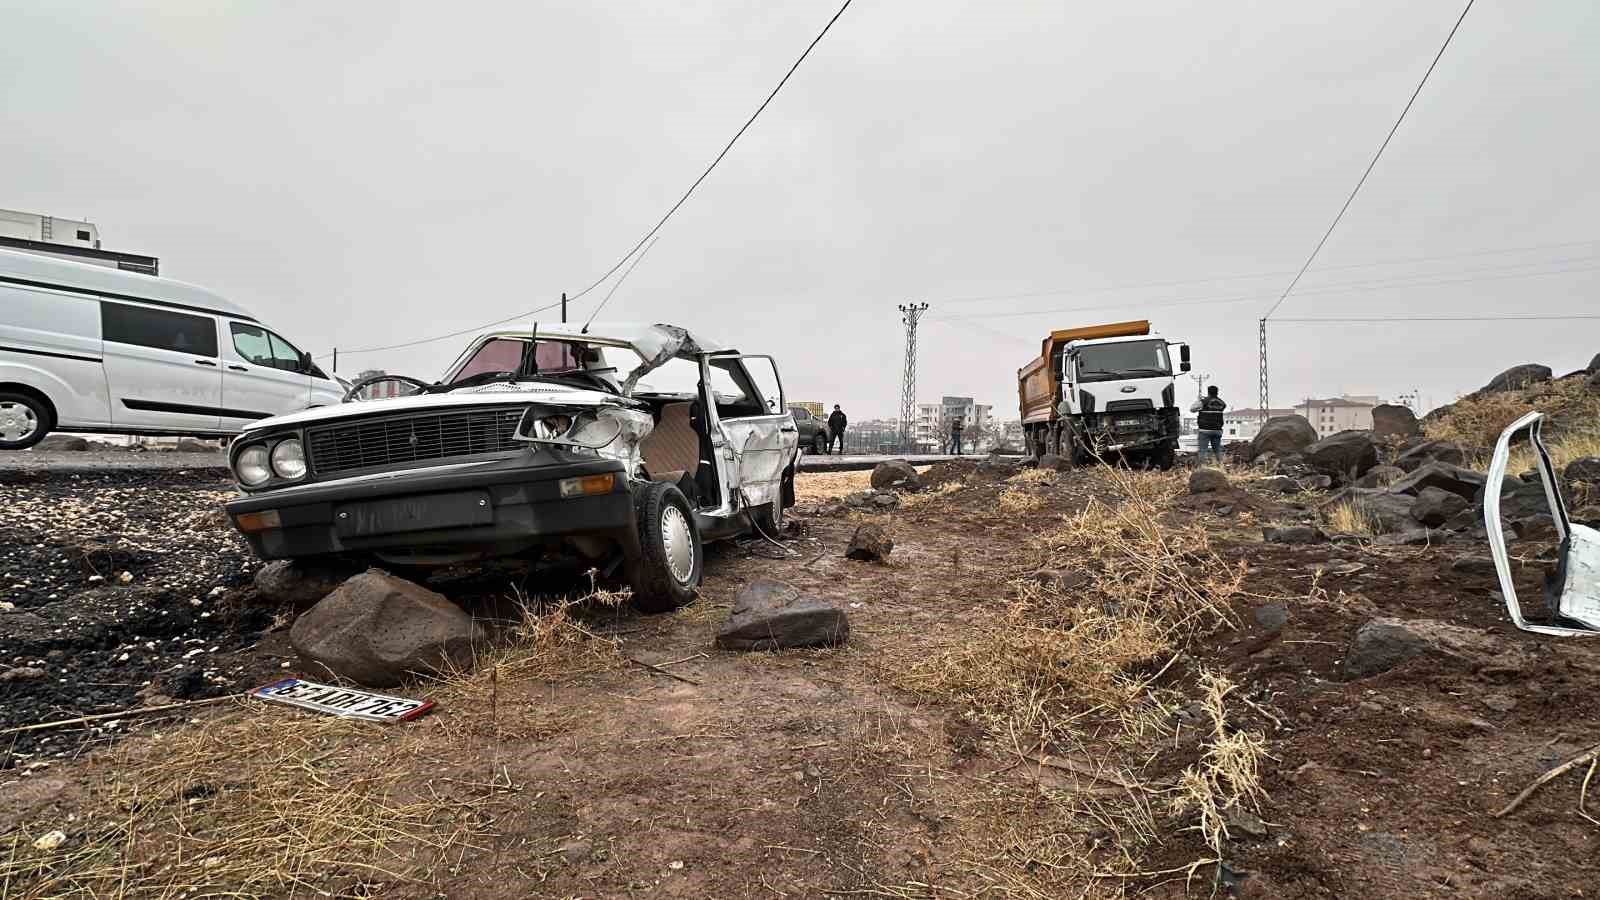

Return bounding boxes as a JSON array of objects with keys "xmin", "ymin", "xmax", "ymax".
[
  {"xmin": 194, "ymin": 359, "xmax": 217, "ymax": 367},
  {"xmin": 228, "ymin": 365, "xmax": 248, "ymax": 372}
]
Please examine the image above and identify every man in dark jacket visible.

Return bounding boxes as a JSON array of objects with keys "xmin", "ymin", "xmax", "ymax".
[
  {"xmin": 827, "ymin": 405, "xmax": 847, "ymax": 454},
  {"xmin": 1190, "ymin": 386, "xmax": 1226, "ymax": 466},
  {"xmin": 948, "ymin": 415, "xmax": 965, "ymax": 455}
]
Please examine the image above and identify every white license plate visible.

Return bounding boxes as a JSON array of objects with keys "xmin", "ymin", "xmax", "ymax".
[{"xmin": 250, "ymin": 678, "xmax": 434, "ymax": 723}]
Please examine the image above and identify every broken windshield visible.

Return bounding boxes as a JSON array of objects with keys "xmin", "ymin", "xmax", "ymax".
[
  {"xmin": 1073, "ymin": 340, "xmax": 1172, "ymax": 383},
  {"xmin": 445, "ymin": 338, "xmax": 627, "ymax": 394}
]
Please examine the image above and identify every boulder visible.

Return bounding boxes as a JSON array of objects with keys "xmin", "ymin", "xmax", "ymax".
[
  {"xmin": 1262, "ymin": 525, "xmax": 1327, "ymax": 545},
  {"xmin": 1588, "ymin": 352, "xmax": 1600, "ymax": 374},
  {"xmin": 289, "ymin": 570, "xmax": 484, "ymax": 688},
  {"xmin": 1511, "ymin": 514, "xmax": 1559, "ymax": 542},
  {"xmin": 1249, "ymin": 416, "xmax": 1317, "ymax": 461},
  {"xmin": 1565, "ymin": 457, "xmax": 1600, "ymax": 485},
  {"xmin": 1037, "ymin": 453, "xmax": 1072, "ymax": 472},
  {"xmin": 1478, "ymin": 364, "xmax": 1552, "ymax": 395},
  {"xmin": 1411, "ymin": 486, "xmax": 1468, "ymax": 527},
  {"xmin": 1370, "ymin": 404, "xmax": 1422, "ymax": 442},
  {"xmin": 1189, "ymin": 467, "xmax": 1230, "ymax": 494},
  {"xmin": 870, "ymin": 459, "xmax": 922, "ymax": 492},
  {"xmin": 715, "ymin": 579, "xmax": 849, "ymax": 651},
  {"xmin": 1343, "ymin": 617, "xmax": 1502, "ymax": 679},
  {"xmin": 254, "ymin": 560, "xmax": 355, "ymax": 606},
  {"xmin": 1297, "ymin": 474, "xmax": 1334, "ymax": 490},
  {"xmin": 1302, "ymin": 430, "xmax": 1378, "ymax": 481},
  {"xmin": 1347, "ymin": 490, "xmax": 1417, "ymax": 533},
  {"xmin": 1395, "ymin": 440, "xmax": 1464, "ymax": 473},
  {"xmin": 1389, "ymin": 461, "xmax": 1485, "ymax": 502},
  {"xmin": 1481, "ymin": 479, "xmax": 1551, "ymax": 519},
  {"xmin": 1356, "ymin": 465, "xmax": 1406, "ymax": 489},
  {"xmin": 1257, "ymin": 475, "xmax": 1300, "ymax": 493},
  {"xmin": 1574, "ymin": 505, "xmax": 1600, "ymax": 526},
  {"xmin": 845, "ymin": 523, "xmax": 894, "ymax": 561},
  {"xmin": 35, "ymin": 435, "xmax": 89, "ymax": 452},
  {"xmin": 1589, "ymin": 370, "xmax": 1600, "ymax": 390}
]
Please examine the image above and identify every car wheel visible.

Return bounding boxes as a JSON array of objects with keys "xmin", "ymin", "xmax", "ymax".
[
  {"xmin": 812, "ymin": 434, "xmax": 826, "ymax": 455},
  {"xmin": 628, "ymin": 481, "xmax": 703, "ymax": 613},
  {"xmin": 0, "ymin": 392, "xmax": 52, "ymax": 451}
]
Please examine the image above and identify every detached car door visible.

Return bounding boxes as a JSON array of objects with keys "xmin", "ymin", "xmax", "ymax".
[
  {"xmin": 707, "ymin": 354, "xmax": 795, "ymax": 509},
  {"xmin": 101, "ymin": 300, "xmax": 223, "ymax": 432},
  {"xmin": 221, "ymin": 321, "xmax": 314, "ymax": 427}
]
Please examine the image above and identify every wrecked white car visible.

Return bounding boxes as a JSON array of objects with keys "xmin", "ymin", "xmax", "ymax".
[{"xmin": 225, "ymin": 323, "xmax": 799, "ymax": 611}]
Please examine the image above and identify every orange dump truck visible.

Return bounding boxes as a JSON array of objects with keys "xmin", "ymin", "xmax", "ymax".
[{"xmin": 1017, "ymin": 320, "xmax": 1190, "ymax": 467}]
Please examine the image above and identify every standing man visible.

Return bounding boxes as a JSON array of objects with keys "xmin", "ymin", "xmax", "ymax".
[
  {"xmin": 948, "ymin": 414, "xmax": 965, "ymax": 455},
  {"xmin": 827, "ymin": 404, "xmax": 847, "ymax": 455},
  {"xmin": 1191, "ymin": 386, "xmax": 1227, "ymax": 466}
]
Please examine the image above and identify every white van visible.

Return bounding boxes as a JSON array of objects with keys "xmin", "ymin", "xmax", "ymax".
[{"xmin": 0, "ymin": 247, "xmax": 344, "ymax": 449}]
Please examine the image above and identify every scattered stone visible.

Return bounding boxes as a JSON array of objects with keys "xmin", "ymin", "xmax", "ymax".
[
  {"xmin": 1411, "ymin": 487, "xmax": 1469, "ymax": 527},
  {"xmin": 1565, "ymin": 457, "xmax": 1600, "ymax": 485},
  {"xmin": 1451, "ymin": 555, "xmax": 1498, "ymax": 576},
  {"xmin": 1, "ymin": 666, "xmax": 48, "ymax": 683},
  {"xmin": 1037, "ymin": 453, "xmax": 1071, "ymax": 472},
  {"xmin": 1356, "ymin": 465, "xmax": 1406, "ymax": 489},
  {"xmin": 1029, "ymin": 569, "xmax": 1088, "ymax": 592},
  {"xmin": 1302, "ymin": 430, "xmax": 1378, "ymax": 481},
  {"xmin": 1257, "ymin": 475, "xmax": 1299, "ymax": 493},
  {"xmin": 35, "ymin": 435, "xmax": 89, "ymax": 452},
  {"xmin": 1189, "ymin": 467, "xmax": 1230, "ymax": 494},
  {"xmin": 1297, "ymin": 474, "xmax": 1334, "ymax": 490},
  {"xmin": 1343, "ymin": 617, "xmax": 1502, "ymax": 679},
  {"xmin": 1573, "ymin": 505, "xmax": 1600, "ymax": 526},
  {"xmin": 1373, "ymin": 527, "xmax": 1436, "ymax": 547},
  {"xmin": 1395, "ymin": 440, "xmax": 1465, "ymax": 473},
  {"xmin": 558, "ymin": 841, "xmax": 593, "ymax": 866},
  {"xmin": 1348, "ymin": 490, "xmax": 1417, "ymax": 533},
  {"xmin": 870, "ymin": 459, "xmax": 922, "ymax": 492},
  {"xmin": 1262, "ymin": 525, "xmax": 1326, "ymax": 545},
  {"xmin": 845, "ymin": 523, "xmax": 894, "ymax": 561},
  {"xmin": 1215, "ymin": 504, "xmax": 1235, "ymax": 517},
  {"xmin": 1511, "ymin": 514, "xmax": 1559, "ymax": 542},
  {"xmin": 1478, "ymin": 363, "xmax": 1552, "ymax": 395},
  {"xmin": 173, "ymin": 437, "xmax": 219, "ymax": 453},
  {"xmin": 31, "ymin": 830, "xmax": 67, "ymax": 852},
  {"xmin": 1253, "ymin": 603, "xmax": 1289, "ymax": 633},
  {"xmin": 1483, "ymin": 478, "xmax": 1552, "ymax": 519},
  {"xmin": 1389, "ymin": 461, "xmax": 1485, "ymax": 502},
  {"xmin": 870, "ymin": 492, "xmax": 899, "ymax": 509},
  {"xmin": 1370, "ymin": 404, "xmax": 1422, "ymax": 442},
  {"xmin": 714, "ymin": 579, "xmax": 849, "ymax": 651},
  {"xmin": 1249, "ymin": 416, "xmax": 1318, "ymax": 461},
  {"xmin": 254, "ymin": 560, "xmax": 353, "ymax": 606},
  {"xmin": 1224, "ymin": 808, "xmax": 1270, "ymax": 839},
  {"xmin": 289, "ymin": 570, "xmax": 485, "ymax": 688},
  {"xmin": 1481, "ymin": 694, "xmax": 1518, "ymax": 713}
]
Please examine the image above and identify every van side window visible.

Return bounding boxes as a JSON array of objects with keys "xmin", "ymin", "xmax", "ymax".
[
  {"xmin": 230, "ymin": 323, "xmax": 303, "ymax": 372},
  {"xmin": 102, "ymin": 302, "xmax": 218, "ymax": 356}
]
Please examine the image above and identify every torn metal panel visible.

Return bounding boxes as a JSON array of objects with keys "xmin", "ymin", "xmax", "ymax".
[
  {"xmin": 1484, "ymin": 411, "xmax": 1600, "ymax": 636},
  {"xmin": 512, "ymin": 404, "xmax": 655, "ymax": 475}
]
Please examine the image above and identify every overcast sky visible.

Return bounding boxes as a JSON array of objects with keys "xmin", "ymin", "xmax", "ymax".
[{"xmin": 4, "ymin": 0, "xmax": 1597, "ymax": 418}]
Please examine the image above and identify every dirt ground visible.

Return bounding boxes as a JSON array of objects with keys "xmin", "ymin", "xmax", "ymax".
[{"xmin": 3, "ymin": 460, "xmax": 1599, "ymax": 898}]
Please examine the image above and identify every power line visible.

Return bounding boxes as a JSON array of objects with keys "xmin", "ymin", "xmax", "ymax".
[
  {"xmin": 1263, "ymin": 0, "xmax": 1477, "ymax": 321},
  {"xmin": 1274, "ymin": 314, "xmax": 1600, "ymax": 322},
  {"xmin": 582, "ymin": 237, "xmax": 662, "ymax": 332},
  {"xmin": 324, "ymin": 0, "xmax": 855, "ymax": 360},
  {"xmin": 931, "ymin": 237, "xmax": 1599, "ymax": 307}
]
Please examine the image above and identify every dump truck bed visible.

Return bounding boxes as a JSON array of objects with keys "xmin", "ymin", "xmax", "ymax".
[{"xmin": 1016, "ymin": 320, "xmax": 1150, "ymax": 426}]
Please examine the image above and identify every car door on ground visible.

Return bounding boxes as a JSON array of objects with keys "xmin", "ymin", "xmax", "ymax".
[
  {"xmin": 101, "ymin": 300, "xmax": 223, "ymax": 432},
  {"xmin": 708, "ymin": 355, "xmax": 791, "ymax": 510},
  {"xmin": 221, "ymin": 321, "xmax": 313, "ymax": 427}
]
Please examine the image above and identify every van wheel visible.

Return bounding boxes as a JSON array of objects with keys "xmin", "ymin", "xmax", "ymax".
[
  {"xmin": 628, "ymin": 482, "xmax": 702, "ymax": 613},
  {"xmin": 0, "ymin": 393, "xmax": 51, "ymax": 450}
]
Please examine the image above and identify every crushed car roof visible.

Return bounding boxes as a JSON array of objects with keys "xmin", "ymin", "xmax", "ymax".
[{"xmin": 492, "ymin": 322, "xmax": 727, "ymax": 355}]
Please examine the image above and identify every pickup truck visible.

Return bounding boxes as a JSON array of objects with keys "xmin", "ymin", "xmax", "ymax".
[{"xmin": 224, "ymin": 322, "xmax": 800, "ymax": 612}]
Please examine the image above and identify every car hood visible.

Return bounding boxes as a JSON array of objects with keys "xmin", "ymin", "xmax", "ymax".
[{"xmin": 242, "ymin": 383, "xmax": 634, "ymax": 434}]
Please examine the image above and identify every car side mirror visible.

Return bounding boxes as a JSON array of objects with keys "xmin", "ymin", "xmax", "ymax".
[
  {"xmin": 1179, "ymin": 344, "xmax": 1191, "ymax": 372},
  {"xmin": 299, "ymin": 351, "xmax": 313, "ymax": 374}
]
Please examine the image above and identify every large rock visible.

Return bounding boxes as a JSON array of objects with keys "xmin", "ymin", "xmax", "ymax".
[
  {"xmin": 1478, "ymin": 364, "xmax": 1552, "ymax": 395},
  {"xmin": 1355, "ymin": 465, "xmax": 1405, "ymax": 489},
  {"xmin": 35, "ymin": 435, "xmax": 89, "ymax": 452},
  {"xmin": 173, "ymin": 437, "xmax": 219, "ymax": 453},
  {"xmin": 1249, "ymin": 416, "xmax": 1317, "ymax": 461},
  {"xmin": 714, "ymin": 579, "xmax": 849, "ymax": 651},
  {"xmin": 1395, "ymin": 440, "xmax": 1464, "ymax": 472},
  {"xmin": 870, "ymin": 459, "xmax": 922, "ymax": 492},
  {"xmin": 1588, "ymin": 352, "xmax": 1600, "ymax": 374},
  {"xmin": 1370, "ymin": 404, "xmax": 1422, "ymax": 442},
  {"xmin": 1302, "ymin": 430, "xmax": 1378, "ymax": 481},
  {"xmin": 845, "ymin": 523, "xmax": 894, "ymax": 561},
  {"xmin": 1565, "ymin": 457, "xmax": 1600, "ymax": 485},
  {"xmin": 1347, "ymin": 490, "xmax": 1417, "ymax": 533},
  {"xmin": 1477, "ymin": 478, "xmax": 1549, "ymax": 519},
  {"xmin": 1189, "ymin": 467, "xmax": 1231, "ymax": 494},
  {"xmin": 1262, "ymin": 525, "xmax": 1326, "ymax": 545},
  {"xmin": 1411, "ymin": 486, "xmax": 1469, "ymax": 527},
  {"xmin": 289, "ymin": 570, "xmax": 484, "ymax": 687},
  {"xmin": 1343, "ymin": 617, "xmax": 1502, "ymax": 680},
  {"xmin": 254, "ymin": 560, "xmax": 355, "ymax": 606},
  {"xmin": 1389, "ymin": 461, "xmax": 1485, "ymax": 502}
]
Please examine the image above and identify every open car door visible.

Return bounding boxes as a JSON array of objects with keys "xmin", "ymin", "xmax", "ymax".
[
  {"xmin": 706, "ymin": 354, "xmax": 795, "ymax": 514},
  {"xmin": 1485, "ymin": 411, "xmax": 1600, "ymax": 636}
]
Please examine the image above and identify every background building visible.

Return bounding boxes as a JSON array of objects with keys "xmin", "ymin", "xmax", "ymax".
[
  {"xmin": 0, "ymin": 207, "xmax": 158, "ymax": 274},
  {"xmin": 1297, "ymin": 395, "xmax": 1378, "ymax": 437}
]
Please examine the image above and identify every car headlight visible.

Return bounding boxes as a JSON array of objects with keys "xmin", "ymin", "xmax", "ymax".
[
  {"xmin": 270, "ymin": 438, "xmax": 307, "ymax": 480},
  {"xmin": 536, "ymin": 414, "xmax": 573, "ymax": 438},
  {"xmin": 236, "ymin": 445, "xmax": 272, "ymax": 486}
]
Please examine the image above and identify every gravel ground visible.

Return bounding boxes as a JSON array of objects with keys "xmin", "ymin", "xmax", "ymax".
[
  {"xmin": 0, "ymin": 450, "xmax": 227, "ymax": 473},
  {"xmin": 0, "ymin": 469, "xmax": 270, "ymax": 769}
]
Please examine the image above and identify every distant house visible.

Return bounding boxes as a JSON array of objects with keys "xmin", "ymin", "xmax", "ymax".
[
  {"xmin": 1297, "ymin": 395, "xmax": 1378, "ymax": 438},
  {"xmin": 1217, "ymin": 408, "xmax": 1298, "ymax": 441}
]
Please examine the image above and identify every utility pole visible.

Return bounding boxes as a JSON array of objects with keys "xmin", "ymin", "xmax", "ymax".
[
  {"xmin": 898, "ymin": 302, "xmax": 929, "ymax": 452},
  {"xmin": 561, "ymin": 292, "xmax": 568, "ymax": 324},
  {"xmin": 1190, "ymin": 371, "xmax": 1210, "ymax": 400},
  {"xmin": 1258, "ymin": 319, "xmax": 1269, "ymax": 424}
]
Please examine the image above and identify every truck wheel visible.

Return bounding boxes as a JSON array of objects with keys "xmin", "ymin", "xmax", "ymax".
[
  {"xmin": 1153, "ymin": 441, "xmax": 1177, "ymax": 471},
  {"xmin": 0, "ymin": 392, "xmax": 52, "ymax": 451},
  {"xmin": 628, "ymin": 481, "xmax": 702, "ymax": 613}
]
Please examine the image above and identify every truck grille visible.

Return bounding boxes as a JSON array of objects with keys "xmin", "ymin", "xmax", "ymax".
[{"xmin": 306, "ymin": 407, "xmax": 525, "ymax": 476}]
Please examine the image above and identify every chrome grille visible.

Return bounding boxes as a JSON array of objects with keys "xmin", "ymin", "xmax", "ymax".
[{"xmin": 307, "ymin": 407, "xmax": 524, "ymax": 476}]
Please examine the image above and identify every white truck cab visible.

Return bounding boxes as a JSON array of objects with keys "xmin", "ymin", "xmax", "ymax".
[{"xmin": 0, "ymin": 247, "xmax": 343, "ymax": 448}]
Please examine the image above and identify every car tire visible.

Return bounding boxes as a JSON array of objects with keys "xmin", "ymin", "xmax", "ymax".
[
  {"xmin": 628, "ymin": 481, "xmax": 702, "ymax": 613},
  {"xmin": 812, "ymin": 434, "xmax": 826, "ymax": 455},
  {"xmin": 0, "ymin": 392, "xmax": 52, "ymax": 451}
]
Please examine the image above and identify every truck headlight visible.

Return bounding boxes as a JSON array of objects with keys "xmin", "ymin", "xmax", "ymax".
[
  {"xmin": 270, "ymin": 438, "xmax": 308, "ymax": 480},
  {"xmin": 236, "ymin": 445, "xmax": 272, "ymax": 486}
]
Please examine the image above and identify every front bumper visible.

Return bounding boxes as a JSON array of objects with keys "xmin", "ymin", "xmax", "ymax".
[{"xmin": 226, "ymin": 455, "xmax": 634, "ymax": 561}]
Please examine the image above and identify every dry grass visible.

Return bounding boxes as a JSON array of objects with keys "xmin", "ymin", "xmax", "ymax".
[
  {"xmin": 1427, "ymin": 376, "xmax": 1600, "ymax": 451},
  {"xmin": 997, "ymin": 485, "xmax": 1047, "ymax": 514},
  {"xmin": 1169, "ymin": 672, "xmax": 1268, "ymax": 853},
  {"xmin": 900, "ymin": 480, "xmax": 965, "ymax": 508},
  {"xmin": 1324, "ymin": 499, "xmax": 1379, "ymax": 536},
  {"xmin": 893, "ymin": 466, "xmax": 1259, "ymax": 879},
  {"xmin": 794, "ymin": 470, "xmax": 874, "ymax": 502}
]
